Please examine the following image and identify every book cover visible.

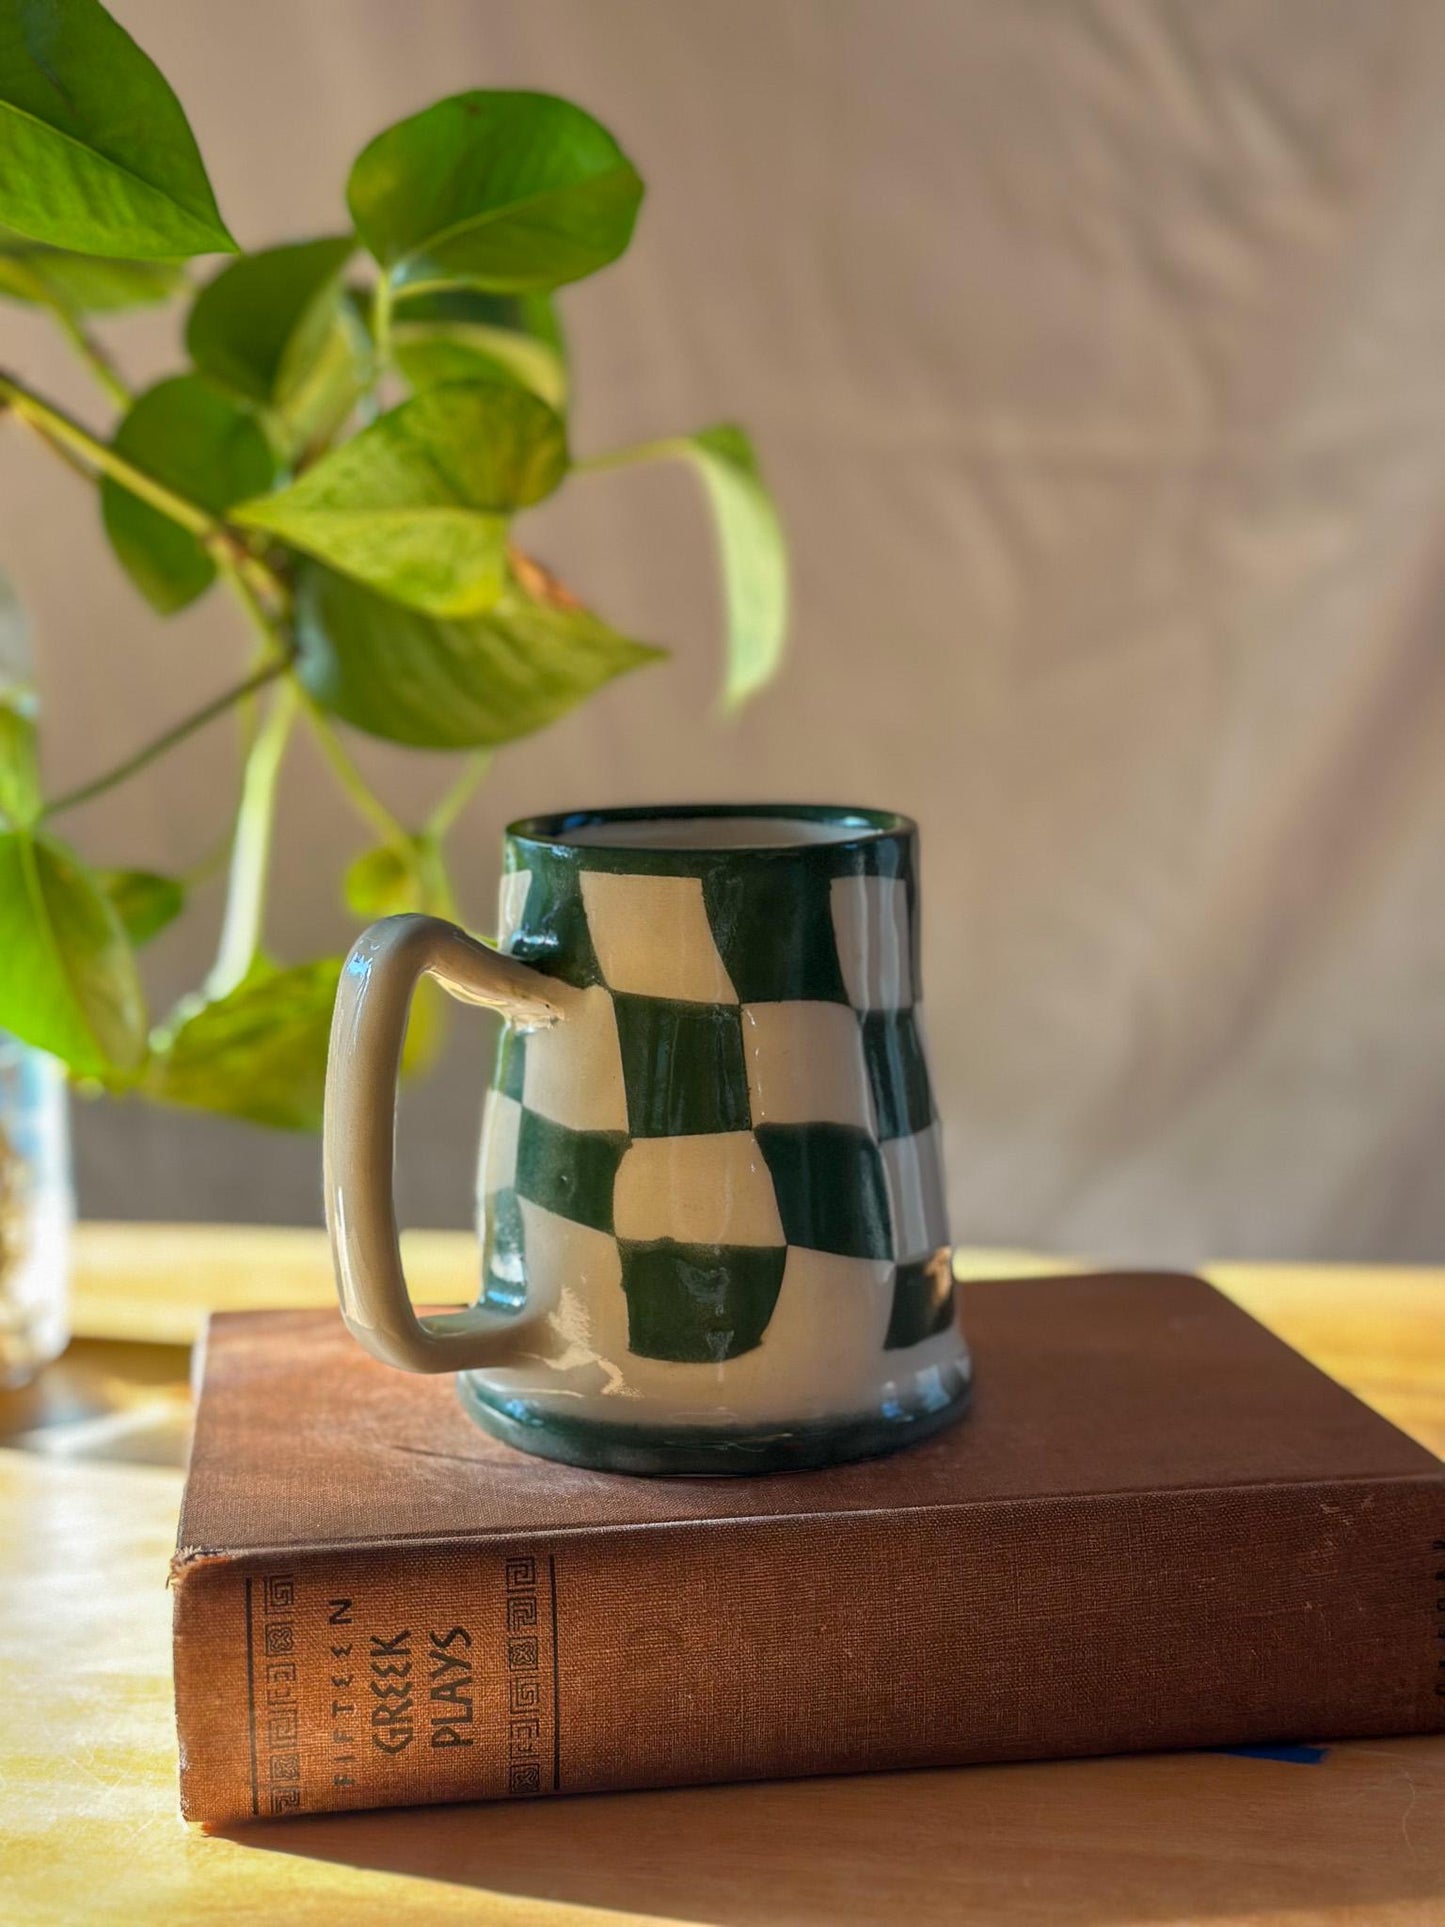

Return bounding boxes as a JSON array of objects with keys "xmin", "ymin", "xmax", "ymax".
[{"xmin": 172, "ymin": 1271, "xmax": 1445, "ymax": 1824}]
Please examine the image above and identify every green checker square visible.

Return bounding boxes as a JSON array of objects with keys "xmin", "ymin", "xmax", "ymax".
[
  {"xmin": 492, "ymin": 1025, "xmax": 527, "ymax": 1102},
  {"xmin": 506, "ymin": 852, "xmax": 601, "ymax": 989},
  {"xmin": 860, "ymin": 1010, "xmax": 936, "ymax": 1142},
  {"xmin": 618, "ymin": 1240, "xmax": 787, "ymax": 1362},
  {"xmin": 702, "ymin": 861, "xmax": 849, "ymax": 1005},
  {"xmin": 514, "ymin": 1109, "xmax": 627, "ymax": 1233},
  {"xmin": 480, "ymin": 1186, "xmax": 527, "ymax": 1312},
  {"xmin": 612, "ymin": 994, "xmax": 750, "ymax": 1138},
  {"xmin": 883, "ymin": 1254, "xmax": 957, "ymax": 1349},
  {"xmin": 754, "ymin": 1122, "xmax": 893, "ymax": 1260}
]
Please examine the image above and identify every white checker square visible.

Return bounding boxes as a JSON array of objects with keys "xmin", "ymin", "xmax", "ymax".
[
  {"xmin": 572, "ymin": 1245, "xmax": 899, "ymax": 1427},
  {"xmin": 613, "ymin": 1132, "xmax": 785, "ymax": 1247},
  {"xmin": 482, "ymin": 1198, "xmax": 628, "ymax": 1383},
  {"xmin": 759, "ymin": 1245, "xmax": 896, "ymax": 1409},
  {"xmin": 580, "ymin": 871, "xmax": 737, "ymax": 1003},
  {"xmin": 522, "ymin": 982, "xmax": 629, "ymax": 1133},
  {"xmin": 741, "ymin": 1000, "xmax": 872, "ymax": 1129},
  {"xmin": 830, "ymin": 874, "xmax": 912, "ymax": 1011},
  {"xmin": 497, "ymin": 868, "xmax": 532, "ymax": 948},
  {"xmin": 881, "ymin": 1122, "xmax": 950, "ymax": 1260}
]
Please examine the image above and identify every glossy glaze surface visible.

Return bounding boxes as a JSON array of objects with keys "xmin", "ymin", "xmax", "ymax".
[{"xmin": 462, "ymin": 805, "xmax": 971, "ymax": 1461}]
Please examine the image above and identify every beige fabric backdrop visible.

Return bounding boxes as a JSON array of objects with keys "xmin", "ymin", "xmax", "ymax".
[{"xmin": 4, "ymin": 0, "xmax": 1444, "ymax": 1262}]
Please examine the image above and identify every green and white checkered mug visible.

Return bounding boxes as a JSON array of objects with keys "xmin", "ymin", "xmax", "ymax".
[{"xmin": 324, "ymin": 805, "xmax": 971, "ymax": 1473}]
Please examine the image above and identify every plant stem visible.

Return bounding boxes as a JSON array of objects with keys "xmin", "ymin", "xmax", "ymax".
[
  {"xmin": 180, "ymin": 831, "xmax": 234, "ymax": 890},
  {"xmin": 2, "ymin": 369, "xmax": 417, "ymax": 972},
  {"xmin": 573, "ymin": 437, "xmax": 685, "ymax": 476},
  {"xmin": 41, "ymin": 659, "xmax": 292, "ymax": 820},
  {"xmin": 199, "ymin": 564, "xmax": 302, "ymax": 997},
  {"xmin": 222, "ymin": 562, "xmax": 292, "ymax": 665},
  {"xmin": 416, "ymin": 833, "xmax": 460, "ymax": 922},
  {"xmin": 370, "ymin": 276, "xmax": 394, "ymax": 376},
  {"xmin": 0, "ymin": 370, "xmax": 289, "ymax": 602},
  {"xmin": 222, "ymin": 561, "xmax": 413, "ymax": 891},
  {"xmin": 205, "ymin": 679, "xmax": 299, "ymax": 1001},
  {"xmin": 20, "ymin": 419, "xmax": 95, "ymax": 486},
  {"xmin": 0, "ymin": 371, "xmax": 216, "ymax": 537},
  {"xmin": 50, "ymin": 311, "xmax": 131, "ymax": 412},
  {"xmin": 303, "ymin": 701, "xmax": 408, "ymax": 844},
  {"xmin": 426, "ymin": 751, "xmax": 490, "ymax": 836}
]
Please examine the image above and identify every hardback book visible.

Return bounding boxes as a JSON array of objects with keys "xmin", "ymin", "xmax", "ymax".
[{"xmin": 171, "ymin": 1272, "xmax": 1445, "ymax": 1826}]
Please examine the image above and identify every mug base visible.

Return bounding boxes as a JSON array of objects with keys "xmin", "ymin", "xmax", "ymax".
[{"xmin": 455, "ymin": 1356, "xmax": 973, "ymax": 1476}]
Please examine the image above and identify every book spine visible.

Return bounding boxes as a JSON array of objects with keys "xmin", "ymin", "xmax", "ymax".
[{"xmin": 173, "ymin": 1474, "xmax": 1445, "ymax": 1825}]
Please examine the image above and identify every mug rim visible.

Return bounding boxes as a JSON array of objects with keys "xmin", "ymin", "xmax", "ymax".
[{"xmin": 507, "ymin": 802, "xmax": 914, "ymax": 855}]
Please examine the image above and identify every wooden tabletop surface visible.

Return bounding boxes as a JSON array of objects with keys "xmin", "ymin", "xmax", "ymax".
[{"xmin": 3, "ymin": 1224, "xmax": 1442, "ymax": 1925}]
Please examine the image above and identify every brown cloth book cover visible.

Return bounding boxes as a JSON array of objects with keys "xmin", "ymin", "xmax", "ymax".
[{"xmin": 172, "ymin": 1272, "xmax": 1445, "ymax": 1825}]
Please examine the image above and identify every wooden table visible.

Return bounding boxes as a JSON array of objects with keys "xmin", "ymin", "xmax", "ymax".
[{"xmin": 3, "ymin": 1226, "xmax": 1442, "ymax": 1925}]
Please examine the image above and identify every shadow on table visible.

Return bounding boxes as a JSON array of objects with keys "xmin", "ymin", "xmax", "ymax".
[
  {"xmin": 0, "ymin": 1337, "xmax": 193, "ymax": 1467},
  {"xmin": 215, "ymin": 1742, "xmax": 1445, "ymax": 1926}
]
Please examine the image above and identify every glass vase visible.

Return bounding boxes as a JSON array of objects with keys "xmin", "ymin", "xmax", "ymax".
[{"xmin": 0, "ymin": 1034, "xmax": 74, "ymax": 1388}]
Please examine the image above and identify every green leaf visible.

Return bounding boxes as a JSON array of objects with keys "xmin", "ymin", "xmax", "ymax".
[
  {"xmin": 148, "ymin": 956, "xmax": 338, "ymax": 1131},
  {"xmin": 339, "ymin": 843, "xmax": 450, "ymax": 1073},
  {"xmin": 0, "ymin": 828, "xmax": 146, "ymax": 1075},
  {"xmin": 0, "ymin": 228, "xmax": 182, "ymax": 312},
  {"xmin": 392, "ymin": 286, "xmax": 566, "ymax": 410},
  {"xmin": 348, "ymin": 91, "xmax": 642, "ymax": 295},
  {"xmin": 187, "ymin": 237, "xmax": 366, "ymax": 460},
  {"xmin": 600, "ymin": 425, "xmax": 788, "ymax": 708},
  {"xmin": 678, "ymin": 426, "xmax": 789, "ymax": 708},
  {"xmin": 185, "ymin": 235, "xmax": 355, "ymax": 407},
  {"xmin": 344, "ymin": 841, "xmax": 420, "ymax": 919},
  {"xmin": 272, "ymin": 302, "xmax": 369, "ymax": 457},
  {"xmin": 234, "ymin": 380, "xmax": 566, "ymax": 616},
  {"xmin": 0, "ymin": 696, "xmax": 40, "ymax": 828},
  {"xmin": 101, "ymin": 374, "xmax": 277, "ymax": 613},
  {"xmin": 99, "ymin": 868, "xmax": 185, "ymax": 946},
  {"xmin": 296, "ymin": 557, "xmax": 664, "ymax": 748},
  {"xmin": 0, "ymin": 0, "xmax": 236, "ymax": 259}
]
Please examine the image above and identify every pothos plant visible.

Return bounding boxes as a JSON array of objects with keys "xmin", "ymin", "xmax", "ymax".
[{"xmin": 0, "ymin": 0, "xmax": 786, "ymax": 1132}]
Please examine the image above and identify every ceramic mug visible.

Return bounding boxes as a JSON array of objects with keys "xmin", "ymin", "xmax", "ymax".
[{"xmin": 324, "ymin": 804, "xmax": 971, "ymax": 1473}]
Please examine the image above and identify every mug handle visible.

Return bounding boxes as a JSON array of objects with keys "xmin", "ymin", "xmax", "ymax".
[{"xmin": 324, "ymin": 913, "xmax": 565, "ymax": 1373}]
